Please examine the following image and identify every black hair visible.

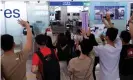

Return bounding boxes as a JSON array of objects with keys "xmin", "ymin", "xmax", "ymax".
[
  {"xmin": 35, "ymin": 34, "xmax": 47, "ymax": 46},
  {"xmin": 56, "ymin": 33, "xmax": 67, "ymax": 47},
  {"xmin": 57, "ymin": 33, "xmax": 64, "ymax": 39},
  {"xmin": 65, "ymin": 30, "xmax": 71, "ymax": 42},
  {"xmin": 46, "ymin": 36, "xmax": 55, "ymax": 49},
  {"xmin": 106, "ymin": 28, "xmax": 118, "ymax": 41},
  {"xmin": 104, "ymin": 27, "xmax": 107, "ymax": 29},
  {"xmin": 120, "ymin": 31, "xmax": 131, "ymax": 43},
  {"xmin": 80, "ymin": 39, "xmax": 93, "ymax": 55},
  {"xmin": 75, "ymin": 50, "xmax": 81, "ymax": 57},
  {"xmin": 76, "ymin": 29, "xmax": 81, "ymax": 35},
  {"xmin": 89, "ymin": 34, "xmax": 98, "ymax": 46},
  {"xmin": 65, "ymin": 30, "xmax": 71, "ymax": 37},
  {"xmin": 44, "ymin": 32, "xmax": 47, "ymax": 36},
  {"xmin": 27, "ymin": 21, "xmax": 29, "ymax": 23},
  {"xmin": 57, "ymin": 33, "xmax": 64, "ymax": 42},
  {"xmin": 1, "ymin": 34, "xmax": 14, "ymax": 51}
]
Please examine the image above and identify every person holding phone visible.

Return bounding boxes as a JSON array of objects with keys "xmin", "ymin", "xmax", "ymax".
[{"xmin": 84, "ymin": 13, "xmax": 122, "ymax": 80}]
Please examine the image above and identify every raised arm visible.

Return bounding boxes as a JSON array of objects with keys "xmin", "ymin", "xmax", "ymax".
[
  {"xmin": 18, "ymin": 20, "xmax": 32, "ymax": 53},
  {"xmin": 103, "ymin": 13, "xmax": 114, "ymax": 28},
  {"xmin": 129, "ymin": 16, "xmax": 133, "ymax": 41},
  {"xmin": 107, "ymin": 20, "xmax": 114, "ymax": 28},
  {"xmin": 102, "ymin": 18, "xmax": 110, "ymax": 28}
]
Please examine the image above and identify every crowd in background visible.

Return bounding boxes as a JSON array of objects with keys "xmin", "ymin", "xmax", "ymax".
[{"xmin": 1, "ymin": 13, "xmax": 133, "ymax": 80}]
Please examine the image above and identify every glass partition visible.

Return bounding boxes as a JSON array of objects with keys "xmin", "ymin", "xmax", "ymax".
[
  {"xmin": 0, "ymin": 1, "xmax": 5, "ymax": 35},
  {"xmin": 27, "ymin": 1, "xmax": 49, "ymax": 35},
  {"xmin": 4, "ymin": 1, "xmax": 27, "ymax": 52}
]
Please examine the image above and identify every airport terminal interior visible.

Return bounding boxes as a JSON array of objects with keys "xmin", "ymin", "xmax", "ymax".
[{"xmin": 0, "ymin": 0, "xmax": 133, "ymax": 80}]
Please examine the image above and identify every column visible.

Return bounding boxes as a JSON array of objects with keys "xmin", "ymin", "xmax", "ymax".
[{"xmin": 61, "ymin": 6, "xmax": 67, "ymax": 26}]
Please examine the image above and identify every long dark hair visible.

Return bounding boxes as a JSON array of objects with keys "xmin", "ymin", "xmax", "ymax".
[
  {"xmin": 56, "ymin": 33, "xmax": 67, "ymax": 48},
  {"xmin": 65, "ymin": 30, "xmax": 73, "ymax": 46},
  {"xmin": 89, "ymin": 34, "xmax": 98, "ymax": 46},
  {"xmin": 65, "ymin": 30, "xmax": 71, "ymax": 40},
  {"xmin": 46, "ymin": 36, "xmax": 55, "ymax": 49},
  {"xmin": 76, "ymin": 29, "xmax": 81, "ymax": 35}
]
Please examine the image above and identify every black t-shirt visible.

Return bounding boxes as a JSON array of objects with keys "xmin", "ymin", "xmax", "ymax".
[
  {"xmin": 57, "ymin": 45, "xmax": 71, "ymax": 61},
  {"xmin": 119, "ymin": 44, "xmax": 133, "ymax": 75}
]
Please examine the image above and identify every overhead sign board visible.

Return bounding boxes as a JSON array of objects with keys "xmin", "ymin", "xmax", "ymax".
[{"xmin": 49, "ymin": 1, "xmax": 89, "ymax": 6}]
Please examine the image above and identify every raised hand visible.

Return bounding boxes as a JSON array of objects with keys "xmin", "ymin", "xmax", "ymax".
[
  {"xmin": 129, "ymin": 15, "xmax": 133, "ymax": 41},
  {"xmin": 100, "ymin": 34, "xmax": 105, "ymax": 41},
  {"xmin": 106, "ymin": 13, "xmax": 111, "ymax": 22},
  {"xmin": 81, "ymin": 29, "xmax": 86, "ymax": 36},
  {"xmin": 105, "ymin": 13, "xmax": 114, "ymax": 28},
  {"xmin": 129, "ymin": 15, "xmax": 133, "ymax": 22},
  {"xmin": 102, "ymin": 17, "xmax": 105, "ymax": 22},
  {"xmin": 18, "ymin": 19, "xmax": 30, "ymax": 28},
  {"xmin": 86, "ymin": 27, "xmax": 91, "ymax": 36}
]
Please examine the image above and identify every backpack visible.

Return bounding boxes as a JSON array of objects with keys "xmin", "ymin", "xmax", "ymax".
[{"xmin": 36, "ymin": 49, "xmax": 60, "ymax": 80}]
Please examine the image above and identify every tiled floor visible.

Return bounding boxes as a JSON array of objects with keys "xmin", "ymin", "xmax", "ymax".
[
  {"xmin": 26, "ymin": 60, "xmax": 100, "ymax": 80},
  {"xmin": 25, "ymin": 34, "xmax": 100, "ymax": 80},
  {"xmin": 17, "ymin": 35, "xmax": 100, "ymax": 80},
  {"xmin": 26, "ymin": 60, "xmax": 36, "ymax": 80}
]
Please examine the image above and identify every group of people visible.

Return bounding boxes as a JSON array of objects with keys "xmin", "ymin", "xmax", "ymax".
[{"xmin": 1, "ymin": 13, "xmax": 133, "ymax": 80}]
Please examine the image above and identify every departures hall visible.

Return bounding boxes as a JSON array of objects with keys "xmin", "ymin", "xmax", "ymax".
[{"xmin": 1, "ymin": 0, "xmax": 133, "ymax": 80}]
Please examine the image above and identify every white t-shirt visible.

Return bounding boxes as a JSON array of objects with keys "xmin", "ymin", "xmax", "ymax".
[{"xmin": 94, "ymin": 37, "xmax": 122, "ymax": 80}]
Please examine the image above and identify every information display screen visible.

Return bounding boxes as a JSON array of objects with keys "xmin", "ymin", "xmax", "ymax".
[
  {"xmin": 49, "ymin": 2, "xmax": 83, "ymax": 6},
  {"xmin": 49, "ymin": 1, "xmax": 90, "ymax": 6}
]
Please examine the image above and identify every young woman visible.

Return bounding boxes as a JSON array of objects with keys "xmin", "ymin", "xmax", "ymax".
[
  {"xmin": 56, "ymin": 33, "xmax": 71, "ymax": 80},
  {"xmin": 89, "ymin": 34, "xmax": 99, "ymax": 80},
  {"xmin": 65, "ymin": 30, "xmax": 75, "ymax": 60},
  {"xmin": 46, "ymin": 35, "xmax": 56, "ymax": 49}
]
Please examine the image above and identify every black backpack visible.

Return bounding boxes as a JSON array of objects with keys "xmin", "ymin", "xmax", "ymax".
[{"xmin": 36, "ymin": 49, "xmax": 60, "ymax": 80}]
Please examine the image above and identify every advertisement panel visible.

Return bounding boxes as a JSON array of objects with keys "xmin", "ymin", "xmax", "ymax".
[
  {"xmin": 94, "ymin": 6, "xmax": 125, "ymax": 20},
  {"xmin": 81, "ymin": 11, "xmax": 89, "ymax": 31}
]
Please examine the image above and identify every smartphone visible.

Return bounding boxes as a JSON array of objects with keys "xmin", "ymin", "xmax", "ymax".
[
  {"xmin": 127, "ymin": 26, "xmax": 129, "ymax": 31},
  {"xmin": 102, "ymin": 28, "xmax": 107, "ymax": 36}
]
